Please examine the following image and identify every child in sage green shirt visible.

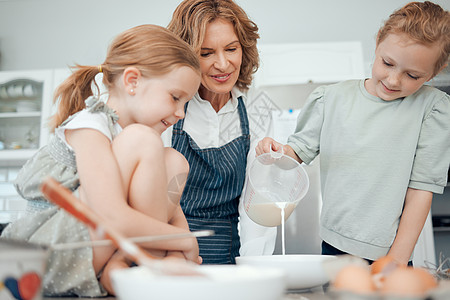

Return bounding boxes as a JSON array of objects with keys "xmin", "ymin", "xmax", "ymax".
[{"xmin": 256, "ymin": 1, "xmax": 449, "ymax": 265}]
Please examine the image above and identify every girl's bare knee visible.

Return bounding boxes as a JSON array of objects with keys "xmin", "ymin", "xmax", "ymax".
[
  {"xmin": 165, "ymin": 148, "xmax": 189, "ymax": 174},
  {"xmin": 113, "ymin": 124, "xmax": 164, "ymax": 160}
]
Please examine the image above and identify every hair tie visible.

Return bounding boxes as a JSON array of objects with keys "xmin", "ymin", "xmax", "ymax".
[{"xmin": 98, "ymin": 65, "xmax": 103, "ymax": 73}]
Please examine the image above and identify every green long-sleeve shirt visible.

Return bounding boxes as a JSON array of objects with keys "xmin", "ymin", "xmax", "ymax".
[{"xmin": 288, "ymin": 79, "xmax": 450, "ymax": 260}]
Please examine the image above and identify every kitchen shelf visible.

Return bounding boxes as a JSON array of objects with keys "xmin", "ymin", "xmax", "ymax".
[
  {"xmin": 0, "ymin": 69, "xmax": 54, "ymax": 165},
  {"xmin": 0, "ymin": 149, "xmax": 38, "ymax": 166},
  {"xmin": 0, "ymin": 111, "xmax": 41, "ymax": 118}
]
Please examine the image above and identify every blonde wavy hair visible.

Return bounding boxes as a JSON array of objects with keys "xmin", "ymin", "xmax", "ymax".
[
  {"xmin": 49, "ymin": 24, "xmax": 200, "ymax": 132},
  {"xmin": 167, "ymin": 0, "xmax": 259, "ymax": 91},
  {"xmin": 377, "ymin": 1, "xmax": 450, "ymax": 76}
]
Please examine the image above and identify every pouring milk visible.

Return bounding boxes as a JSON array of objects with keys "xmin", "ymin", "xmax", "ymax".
[{"xmin": 243, "ymin": 153, "xmax": 309, "ymax": 255}]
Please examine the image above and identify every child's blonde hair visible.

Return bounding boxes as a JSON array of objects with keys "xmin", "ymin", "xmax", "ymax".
[
  {"xmin": 49, "ymin": 24, "xmax": 200, "ymax": 132},
  {"xmin": 377, "ymin": 1, "xmax": 450, "ymax": 76}
]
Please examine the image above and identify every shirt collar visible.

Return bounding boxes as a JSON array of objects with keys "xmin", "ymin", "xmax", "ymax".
[
  {"xmin": 193, "ymin": 86, "xmax": 246, "ymax": 114},
  {"xmin": 231, "ymin": 86, "xmax": 246, "ymax": 102}
]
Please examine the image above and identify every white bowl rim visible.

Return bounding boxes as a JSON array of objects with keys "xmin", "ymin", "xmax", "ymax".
[
  {"xmin": 235, "ymin": 254, "xmax": 337, "ymax": 290},
  {"xmin": 112, "ymin": 264, "xmax": 286, "ymax": 283},
  {"xmin": 111, "ymin": 265, "xmax": 287, "ymax": 300},
  {"xmin": 236, "ymin": 254, "xmax": 337, "ymax": 262}
]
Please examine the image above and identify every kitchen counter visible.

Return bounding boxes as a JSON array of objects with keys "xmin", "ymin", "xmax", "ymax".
[
  {"xmin": 39, "ymin": 281, "xmax": 450, "ymax": 299},
  {"xmin": 46, "ymin": 279, "xmax": 450, "ymax": 300}
]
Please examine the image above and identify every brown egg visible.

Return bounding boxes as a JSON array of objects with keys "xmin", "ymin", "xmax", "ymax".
[
  {"xmin": 413, "ymin": 267, "xmax": 438, "ymax": 290},
  {"xmin": 381, "ymin": 266, "xmax": 430, "ymax": 297},
  {"xmin": 333, "ymin": 265, "xmax": 376, "ymax": 294}
]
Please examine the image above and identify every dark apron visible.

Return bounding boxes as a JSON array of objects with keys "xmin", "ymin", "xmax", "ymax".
[{"xmin": 172, "ymin": 97, "xmax": 250, "ymax": 264}]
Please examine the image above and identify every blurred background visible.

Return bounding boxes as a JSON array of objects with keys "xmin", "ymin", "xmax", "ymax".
[
  {"xmin": 0, "ymin": 0, "xmax": 449, "ymax": 268},
  {"xmin": 0, "ymin": 0, "xmax": 447, "ymax": 73}
]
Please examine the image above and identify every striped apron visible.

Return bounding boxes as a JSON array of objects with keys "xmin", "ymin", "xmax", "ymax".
[{"xmin": 172, "ymin": 97, "xmax": 250, "ymax": 264}]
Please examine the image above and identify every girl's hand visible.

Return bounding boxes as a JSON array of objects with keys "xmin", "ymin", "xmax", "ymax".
[
  {"xmin": 165, "ymin": 250, "xmax": 201, "ymax": 265},
  {"xmin": 167, "ymin": 207, "xmax": 200, "ymax": 263},
  {"xmin": 165, "ymin": 250, "xmax": 186, "ymax": 260},
  {"xmin": 163, "ymin": 252, "xmax": 202, "ymax": 266},
  {"xmin": 180, "ymin": 236, "xmax": 200, "ymax": 263},
  {"xmin": 255, "ymin": 137, "xmax": 284, "ymax": 157},
  {"xmin": 161, "ymin": 240, "xmax": 199, "ymax": 264}
]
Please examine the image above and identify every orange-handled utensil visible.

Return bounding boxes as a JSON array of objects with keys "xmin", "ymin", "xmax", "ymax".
[
  {"xmin": 40, "ymin": 176, "xmax": 202, "ymax": 276},
  {"xmin": 51, "ymin": 230, "xmax": 214, "ymax": 251}
]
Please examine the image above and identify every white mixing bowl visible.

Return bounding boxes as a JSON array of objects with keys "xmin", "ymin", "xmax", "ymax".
[
  {"xmin": 111, "ymin": 264, "xmax": 286, "ymax": 300},
  {"xmin": 236, "ymin": 254, "xmax": 336, "ymax": 290}
]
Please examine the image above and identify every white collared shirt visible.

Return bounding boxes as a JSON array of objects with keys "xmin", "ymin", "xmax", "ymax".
[{"xmin": 163, "ymin": 87, "xmax": 246, "ymax": 148}]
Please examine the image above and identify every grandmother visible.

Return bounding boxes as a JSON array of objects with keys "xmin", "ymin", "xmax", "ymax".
[{"xmin": 162, "ymin": 0, "xmax": 277, "ymax": 264}]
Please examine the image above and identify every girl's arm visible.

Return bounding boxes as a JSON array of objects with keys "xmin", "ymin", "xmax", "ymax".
[
  {"xmin": 387, "ymin": 188, "xmax": 432, "ymax": 265},
  {"xmin": 165, "ymin": 206, "xmax": 201, "ymax": 263},
  {"xmin": 67, "ymin": 128, "xmax": 197, "ymax": 253}
]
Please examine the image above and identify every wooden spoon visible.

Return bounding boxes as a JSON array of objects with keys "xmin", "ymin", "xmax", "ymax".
[{"xmin": 40, "ymin": 176, "xmax": 202, "ymax": 276}]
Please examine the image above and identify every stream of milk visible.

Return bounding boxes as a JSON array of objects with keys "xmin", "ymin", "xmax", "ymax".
[
  {"xmin": 246, "ymin": 201, "xmax": 295, "ymax": 255},
  {"xmin": 277, "ymin": 202, "xmax": 287, "ymax": 255}
]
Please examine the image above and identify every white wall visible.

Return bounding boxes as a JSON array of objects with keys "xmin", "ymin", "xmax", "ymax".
[{"xmin": 1, "ymin": 0, "xmax": 449, "ymax": 73}]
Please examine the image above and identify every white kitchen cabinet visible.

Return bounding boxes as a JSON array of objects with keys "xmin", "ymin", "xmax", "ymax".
[
  {"xmin": 0, "ymin": 69, "xmax": 55, "ymax": 166},
  {"xmin": 0, "ymin": 68, "xmax": 72, "ymax": 224},
  {"xmin": 254, "ymin": 41, "xmax": 365, "ymax": 88}
]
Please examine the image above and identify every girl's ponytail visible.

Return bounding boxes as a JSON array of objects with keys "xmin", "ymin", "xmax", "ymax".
[{"xmin": 48, "ymin": 65, "xmax": 101, "ymax": 132}]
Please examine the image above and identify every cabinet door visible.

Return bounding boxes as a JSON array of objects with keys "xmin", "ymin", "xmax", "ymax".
[
  {"xmin": 254, "ymin": 41, "xmax": 365, "ymax": 88},
  {"xmin": 0, "ymin": 69, "xmax": 54, "ymax": 165}
]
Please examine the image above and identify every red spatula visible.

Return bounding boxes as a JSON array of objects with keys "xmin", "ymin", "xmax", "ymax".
[{"xmin": 40, "ymin": 176, "xmax": 202, "ymax": 276}]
